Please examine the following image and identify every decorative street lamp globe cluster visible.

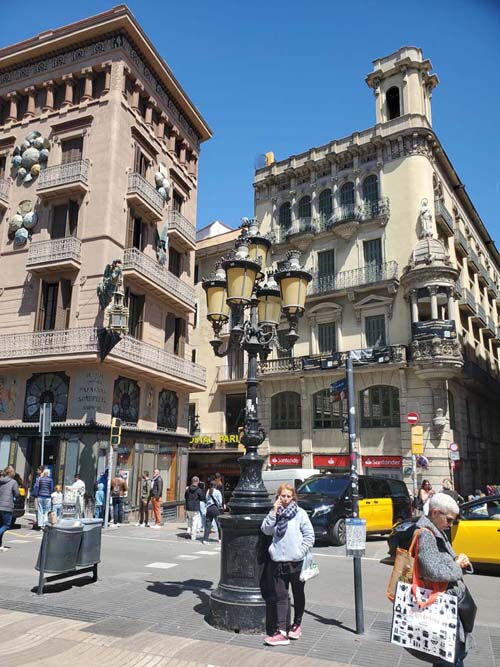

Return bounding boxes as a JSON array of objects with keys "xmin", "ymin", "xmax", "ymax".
[{"xmin": 202, "ymin": 218, "xmax": 311, "ymax": 633}]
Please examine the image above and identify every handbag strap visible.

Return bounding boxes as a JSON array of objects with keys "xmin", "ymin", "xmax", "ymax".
[{"xmin": 412, "ymin": 527, "xmax": 447, "ymax": 608}]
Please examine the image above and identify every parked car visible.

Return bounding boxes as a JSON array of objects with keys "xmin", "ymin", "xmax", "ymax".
[
  {"xmin": 11, "ymin": 473, "xmax": 26, "ymax": 527},
  {"xmin": 262, "ymin": 468, "xmax": 320, "ymax": 497},
  {"xmin": 387, "ymin": 495, "xmax": 500, "ymax": 567},
  {"xmin": 297, "ymin": 473, "xmax": 412, "ymax": 546}
]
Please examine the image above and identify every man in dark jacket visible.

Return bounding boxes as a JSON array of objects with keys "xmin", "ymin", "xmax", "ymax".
[
  {"xmin": 150, "ymin": 469, "xmax": 163, "ymax": 529},
  {"xmin": 0, "ymin": 466, "xmax": 20, "ymax": 551},
  {"xmin": 110, "ymin": 470, "xmax": 128, "ymax": 527},
  {"xmin": 184, "ymin": 476, "xmax": 204, "ymax": 541}
]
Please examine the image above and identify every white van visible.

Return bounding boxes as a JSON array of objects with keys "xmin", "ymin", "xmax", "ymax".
[{"xmin": 262, "ymin": 469, "xmax": 320, "ymax": 497}]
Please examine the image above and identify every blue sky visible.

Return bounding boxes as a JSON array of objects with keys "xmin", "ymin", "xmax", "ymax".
[{"xmin": 1, "ymin": 1, "xmax": 499, "ymax": 238}]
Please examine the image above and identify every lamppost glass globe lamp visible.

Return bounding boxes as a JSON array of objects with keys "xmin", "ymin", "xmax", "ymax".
[
  {"xmin": 243, "ymin": 217, "xmax": 272, "ymax": 279},
  {"xmin": 202, "ymin": 262, "xmax": 230, "ymax": 325},
  {"xmin": 256, "ymin": 273, "xmax": 282, "ymax": 327},
  {"xmin": 222, "ymin": 235, "xmax": 261, "ymax": 306}
]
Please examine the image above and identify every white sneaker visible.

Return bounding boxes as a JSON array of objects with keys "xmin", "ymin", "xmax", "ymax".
[
  {"xmin": 135, "ymin": 523, "xmax": 141, "ymax": 527},
  {"xmin": 0, "ymin": 546, "xmax": 8, "ymax": 552},
  {"xmin": 138, "ymin": 524, "xmax": 145, "ymax": 528},
  {"xmin": 152, "ymin": 524, "xmax": 161, "ymax": 529}
]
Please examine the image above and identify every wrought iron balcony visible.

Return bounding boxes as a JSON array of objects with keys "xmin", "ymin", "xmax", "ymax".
[
  {"xmin": 258, "ymin": 345, "xmax": 407, "ymax": 375},
  {"xmin": 37, "ymin": 159, "xmax": 90, "ymax": 199},
  {"xmin": 308, "ymin": 260, "xmax": 399, "ymax": 297},
  {"xmin": 0, "ymin": 326, "xmax": 206, "ymax": 389},
  {"xmin": 167, "ymin": 210, "xmax": 196, "ymax": 250},
  {"xmin": 485, "ymin": 316, "xmax": 497, "ymax": 337},
  {"xmin": 487, "ymin": 277, "xmax": 498, "ymax": 299},
  {"xmin": 358, "ymin": 197, "xmax": 390, "ymax": 223},
  {"xmin": 458, "ymin": 287, "xmax": 477, "ymax": 315},
  {"xmin": 27, "ymin": 236, "xmax": 82, "ymax": 273},
  {"xmin": 0, "ymin": 177, "xmax": 10, "ymax": 209},
  {"xmin": 473, "ymin": 303, "xmax": 487, "ymax": 327},
  {"xmin": 478, "ymin": 264, "xmax": 490, "ymax": 286},
  {"xmin": 454, "ymin": 228, "xmax": 468, "ymax": 255},
  {"xmin": 467, "ymin": 245, "xmax": 480, "ymax": 272},
  {"xmin": 126, "ymin": 172, "xmax": 164, "ymax": 221},
  {"xmin": 123, "ymin": 247, "xmax": 195, "ymax": 312},
  {"xmin": 276, "ymin": 218, "xmax": 318, "ymax": 243},
  {"xmin": 434, "ymin": 199, "xmax": 454, "ymax": 236}
]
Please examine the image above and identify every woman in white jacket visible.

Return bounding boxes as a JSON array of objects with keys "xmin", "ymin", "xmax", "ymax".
[{"xmin": 261, "ymin": 483, "xmax": 314, "ymax": 646}]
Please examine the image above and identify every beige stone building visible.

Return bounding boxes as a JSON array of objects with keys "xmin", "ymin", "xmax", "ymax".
[
  {"xmin": 194, "ymin": 47, "xmax": 500, "ymax": 495},
  {"xmin": 0, "ymin": 6, "xmax": 211, "ymax": 511}
]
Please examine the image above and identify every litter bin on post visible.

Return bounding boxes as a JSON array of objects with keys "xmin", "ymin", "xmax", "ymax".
[
  {"xmin": 35, "ymin": 523, "xmax": 83, "ymax": 574},
  {"xmin": 77, "ymin": 518, "xmax": 103, "ymax": 567}
]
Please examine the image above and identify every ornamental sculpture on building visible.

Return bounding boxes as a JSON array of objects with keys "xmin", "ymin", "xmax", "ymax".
[
  {"xmin": 154, "ymin": 171, "xmax": 171, "ymax": 203},
  {"xmin": 419, "ymin": 197, "xmax": 434, "ymax": 238},
  {"xmin": 97, "ymin": 259, "xmax": 122, "ymax": 310},
  {"xmin": 8, "ymin": 199, "xmax": 38, "ymax": 247},
  {"xmin": 11, "ymin": 131, "xmax": 50, "ymax": 183}
]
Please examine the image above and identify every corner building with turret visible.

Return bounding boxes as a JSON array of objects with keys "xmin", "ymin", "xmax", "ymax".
[
  {"xmin": 194, "ymin": 47, "xmax": 499, "ymax": 495},
  {"xmin": 0, "ymin": 6, "xmax": 211, "ymax": 512}
]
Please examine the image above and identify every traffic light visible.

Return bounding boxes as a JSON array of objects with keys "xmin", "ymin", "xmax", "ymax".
[
  {"xmin": 411, "ymin": 425, "xmax": 424, "ymax": 454},
  {"xmin": 111, "ymin": 417, "xmax": 122, "ymax": 446}
]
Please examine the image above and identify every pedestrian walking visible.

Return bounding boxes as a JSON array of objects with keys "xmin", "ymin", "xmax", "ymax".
[
  {"xmin": 110, "ymin": 470, "xmax": 127, "ymax": 526},
  {"xmin": 72, "ymin": 474, "xmax": 86, "ymax": 518},
  {"xmin": 150, "ymin": 468, "xmax": 163, "ymax": 528},
  {"xmin": 202, "ymin": 481, "xmax": 223, "ymax": 544},
  {"xmin": 199, "ymin": 480, "xmax": 207, "ymax": 535},
  {"xmin": 35, "ymin": 469, "xmax": 53, "ymax": 527},
  {"xmin": 441, "ymin": 478, "xmax": 464, "ymax": 504},
  {"xmin": 137, "ymin": 471, "xmax": 151, "ymax": 527},
  {"xmin": 417, "ymin": 479, "xmax": 434, "ymax": 514},
  {"xmin": 94, "ymin": 483, "xmax": 105, "ymax": 519},
  {"xmin": 261, "ymin": 483, "xmax": 315, "ymax": 646},
  {"xmin": 30, "ymin": 465, "xmax": 44, "ymax": 530},
  {"xmin": 51, "ymin": 484, "xmax": 63, "ymax": 519},
  {"xmin": 0, "ymin": 466, "xmax": 20, "ymax": 552},
  {"xmin": 413, "ymin": 493, "xmax": 475, "ymax": 666},
  {"xmin": 184, "ymin": 476, "xmax": 204, "ymax": 540}
]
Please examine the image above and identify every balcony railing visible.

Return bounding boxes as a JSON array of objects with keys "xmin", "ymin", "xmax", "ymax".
[
  {"xmin": 454, "ymin": 228, "xmax": 468, "ymax": 255},
  {"xmin": 114, "ymin": 335, "xmax": 206, "ymax": 387},
  {"xmin": 0, "ymin": 177, "xmax": 10, "ymax": 204},
  {"xmin": 487, "ymin": 316, "xmax": 496, "ymax": 334},
  {"xmin": 331, "ymin": 198, "xmax": 390, "ymax": 226},
  {"xmin": 37, "ymin": 159, "xmax": 90, "ymax": 191},
  {"xmin": 0, "ymin": 326, "xmax": 98, "ymax": 360},
  {"xmin": 458, "ymin": 287, "xmax": 477, "ymax": 313},
  {"xmin": 218, "ymin": 364, "xmax": 248, "ymax": 382},
  {"xmin": 167, "ymin": 210, "xmax": 196, "ymax": 246},
  {"xmin": 277, "ymin": 218, "xmax": 318, "ymax": 242},
  {"xmin": 27, "ymin": 236, "xmax": 82, "ymax": 267},
  {"xmin": 258, "ymin": 346, "xmax": 407, "ymax": 375},
  {"xmin": 487, "ymin": 278, "xmax": 498, "ymax": 299},
  {"xmin": 123, "ymin": 247, "xmax": 195, "ymax": 310},
  {"xmin": 0, "ymin": 327, "xmax": 206, "ymax": 387},
  {"xmin": 467, "ymin": 245, "xmax": 480, "ymax": 272},
  {"xmin": 479, "ymin": 264, "xmax": 490, "ymax": 285},
  {"xmin": 475, "ymin": 303, "xmax": 487, "ymax": 326},
  {"xmin": 127, "ymin": 172, "xmax": 164, "ymax": 217},
  {"xmin": 434, "ymin": 199, "xmax": 454, "ymax": 235},
  {"xmin": 308, "ymin": 260, "xmax": 399, "ymax": 296}
]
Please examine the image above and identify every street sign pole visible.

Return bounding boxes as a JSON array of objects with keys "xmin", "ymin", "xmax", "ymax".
[
  {"xmin": 346, "ymin": 354, "xmax": 364, "ymax": 635},
  {"xmin": 412, "ymin": 454, "xmax": 418, "ymax": 504},
  {"xmin": 38, "ymin": 402, "xmax": 52, "ymax": 468}
]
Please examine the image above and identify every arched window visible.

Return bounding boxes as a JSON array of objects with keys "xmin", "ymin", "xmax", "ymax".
[
  {"xmin": 271, "ymin": 391, "xmax": 301, "ymax": 430},
  {"xmin": 386, "ymin": 86, "xmax": 401, "ymax": 120},
  {"xmin": 360, "ymin": 385, "xmax": 399, "ymax": 428},
  {"xmin": 313, "ymin": 389, "xmax": 342, "ymax": 429},
  {"xmin": 362, "ymin": 175, "xmax": 379, "ymax": 204},
  {"xmin": 298, "ymin": 195, "xmax": 311, "ymax": 220},
  {"xmin": 340, "ymin": 182, "xmax": 355, "ymax": 208},
  {"xmin": 279, "ymin": 202, "xmax": 291, "ymax": 230},
  {"xmin": 318, "ymin": 189, "xmax": 332, "ymax": 219}
]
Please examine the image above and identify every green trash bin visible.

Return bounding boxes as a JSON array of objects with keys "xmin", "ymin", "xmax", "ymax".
[
  {"xmin": 35, "ymin": 524, "xmax": 83, "ymax": 574},
  {"xmin": 77, "ymin": 518, "xmax": 103, "ymax": 567}
]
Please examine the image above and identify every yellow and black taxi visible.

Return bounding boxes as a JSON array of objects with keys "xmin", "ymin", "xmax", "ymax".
[
  {"xmin": 297, "ymin": 473, "xmax": 412, "ymax": 546},
  {"xmin": 388, "ymin": 494, "xmax": 500, "ymax": 567}
]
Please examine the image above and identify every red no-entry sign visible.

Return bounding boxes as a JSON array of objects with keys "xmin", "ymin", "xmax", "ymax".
[{"xmin": 407, "ymin": 412, "xmax": 419, "ymax": 425}]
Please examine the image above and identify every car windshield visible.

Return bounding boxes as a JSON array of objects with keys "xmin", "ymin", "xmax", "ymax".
[{"xmin": 298, "ymin": 477, "xmax": 349, "ymax": 497}]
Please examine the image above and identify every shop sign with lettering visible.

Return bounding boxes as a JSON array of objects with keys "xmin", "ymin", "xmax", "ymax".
[
  {"xmin": 313, "ymin": 455, "xmax": 350, "ymax": 468},
  {"xmin": 190, "ymin": 433, "xmax": 240, "ymax": 446},
  {"xmin": 361, "ymin": 455, "xmax": 403, "ymax": 468},
  {"xmin": 269, "ymin": 454, "xmax": 303, "ymax": 466}
]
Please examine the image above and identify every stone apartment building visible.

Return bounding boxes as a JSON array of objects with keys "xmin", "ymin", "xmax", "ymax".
[
  {"xmin": 0, "ymin": 5, "xmax": 211, "ymax": 509},
  {"xmin": 194, "ymin": 47, "xmax": 500, "ymax": 494}
]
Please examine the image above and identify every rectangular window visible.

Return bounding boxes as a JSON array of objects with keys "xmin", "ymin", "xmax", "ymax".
[
  {"xmin": 169, "ymin": 247, "xmax": 182, "ymax": 277},
  {"xmin": 126, "ymin": 211, "xmax": 145, "ymax": 250},
  {"xmin": 0, "ymin": 99, "xmax": 8, "ymax": 125},
  {"xmin": 318, "ymin": 322, "xmax": 336, "ymax": 354},
  {"xmin": 51, "ymin": 201, "xmax": 79, "ymax": 239},
  {"xmin": 127, "ymin": 292, "xmax": 144, "ymax": 339},
  {"xmin": 34, "ymin": 88, "xmax": 45, "ymax": 115},
  {"xmin": 173, "ymin": 191, "xmax": 183, "ymax": 213},
  {"xmin": 174, "ymin": 317, "xmax": 186, "ymax": 356},
  {"xmin": 227, "ymin": 348, "xmax": 245, "ymax": 380},
  {"xmin": 37, "ymin": 279, "xmax": 72, "ymax": 331},
  {"xmin": 16, "ymin": 94, "xmax": 28, "ymax": 120},
  {"xmin": 194, "ymin": 264, "xmax": 199, "ymax": 284},
  {"xmin": 133, "ymin": 146, "xmax": 149, "ymax": 177},
  {"xmin": 164, "ymin": 313, "xmax": 176, "ymax": 352},
  {"xmin": 360, "ymin": 385, "xmax": 399, "ymax": 428},
  {"xmin": 277, "ymin": 329, "xmax": 292, "ymax": 359},
  {"xmin": 365, "ymin": 314, "xmax": 386, "ymax": 347},
  {"xmin": 364, "ymin": 238, "xmax": 383, "ymax": 281},
  {"xmin": 61, "ymin": 137, "xmax": 83, "ymax": 164},
  {"xmin": 226, "ymin": 394, "xmax": 245, "ymax": 434},
  {"xmin": 318, "ymin": 249, "xmax": 335, "ymax": 277},
  {"xmin": 72, "ymin": 77, "xmax": 86, "ymax": 105},
  {"xmin": 53, "ymin": 83, "xmax": 65, "ymax": 110},
  {"xmin": 92, "ymin": 71, "xmax": 106, "ymax": 98},
  {"xmin": 0, "ymin": 155, "xmax": 6, "ymax": 179}
]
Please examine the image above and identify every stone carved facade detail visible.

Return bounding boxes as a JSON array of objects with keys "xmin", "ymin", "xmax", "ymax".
[
  {"xmin": 0, "ymin": 33, "xmax": 199, "ymax": 145},
  {"xmin": 410, "ymin": 338, "xmax": 462, "ymax": 361}
]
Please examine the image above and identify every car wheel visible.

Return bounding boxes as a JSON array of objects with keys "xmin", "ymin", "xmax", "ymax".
[{"xmin": 329, "ymin": 518, "xmax": 346, "ymax": 546}]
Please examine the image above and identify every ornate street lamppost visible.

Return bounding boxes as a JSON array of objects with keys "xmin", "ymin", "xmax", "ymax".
[{"xmin": 202, "ymin": 218, "xmax": 311, "ymax": 633}]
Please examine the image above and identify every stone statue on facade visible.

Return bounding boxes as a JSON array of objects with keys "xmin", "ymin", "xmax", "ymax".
[
  {"xmin": 419, "ymin": 198, "xmax": 434, "ymax": 238},
  {"xmin": 97, "ymin": 259, "xmax": 122, "ymax": 310}
]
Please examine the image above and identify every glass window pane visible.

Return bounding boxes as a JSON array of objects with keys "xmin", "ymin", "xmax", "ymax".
[{"xmin": 365, "ymin": 315, "xmax": 386, "ymax": 347}]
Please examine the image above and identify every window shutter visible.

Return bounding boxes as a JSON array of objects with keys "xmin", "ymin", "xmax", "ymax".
[
  {"xmin": 52, "ymin": 204, "xmax": 68, "ymax": 239},
  {"xmin": 68, "ymin": 200, "xmax": 79, "ymax": 236},
  {"xmin": 126, "ymin": 209, "xmax": 135, "ymax": 248},
  {"xmin": 318, "ymin": 323, "xmax": 336, "ymax": 354},
  {"xmin": 55, "ymin": 280, "xmax": 71, "ymax": 329},
  {"xmin": 363, "ymin": 239, "xmax": 382, "ymax": 266},
  {"xmin": 61, "ymin": 137, "xmax": 83, "ymax": 164},
  {"xmin": 136, "ymin": 295, "xmax": 145, "ymax": 339},
  {"xmin": 365, "ymin": 315, "xmax": 386, "ymax": 347},
  {"xmin": 164, "ymin": 313, "xmax": 176, "ymax": 352},
  {"xmin": 318, "ymin": 250, "xmax": 335, "ymax": 277},
  {"xmin": 36, "ymin": 281, "xmax": 46, "ymax": 331}
]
